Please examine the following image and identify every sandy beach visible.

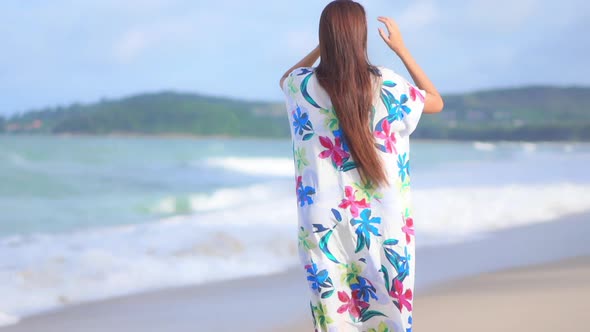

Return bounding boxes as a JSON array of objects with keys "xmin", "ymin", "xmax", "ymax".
[
  {"xmin": 413, "ymin": 255, "xmax": 590, "ymax": 331},
  {"xmin": 273, "ymin": 256, "xmax": 590, "ymax": 332},
  {"xmin": 2, "ymin": 210, "xmax": 589, "ymax": 332}
]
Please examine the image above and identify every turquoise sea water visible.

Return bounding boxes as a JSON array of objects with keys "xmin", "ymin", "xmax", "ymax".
[
  {"xmin": 1, "ymin": 135, "xmax": 590, "ymax": 325},
  {"xmin": 3, "ymin": 135, "xmax": 588, "ymax": 236},
  {"xmin": 0, "ymin": 135, "xmax": 295, "ymax": 236}
]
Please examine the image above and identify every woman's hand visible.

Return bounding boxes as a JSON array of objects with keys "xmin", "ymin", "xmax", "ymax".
[
  {"xmin": 377, "ymin": 16, "xmax": 444, "ymax": 114},
  {"xmin": 378, "ymin": 16, "xmax": 406, "ymax": 54}
]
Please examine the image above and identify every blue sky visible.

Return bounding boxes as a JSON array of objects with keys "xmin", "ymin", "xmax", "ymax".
[{"xmin": 1, "ymin": 0, "xmax": 588, "ymax": 115}]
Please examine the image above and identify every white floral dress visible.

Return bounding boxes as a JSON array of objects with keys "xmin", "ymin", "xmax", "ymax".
[{"xmin": 281, "ymin": 65, "xmax": 425, "ymax": 332}]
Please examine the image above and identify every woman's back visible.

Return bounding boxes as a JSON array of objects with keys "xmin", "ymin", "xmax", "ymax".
[
  {"xmin": 281, "ymin": 64, "xmax": 425, "ymax": 331},
  {"xmin": 282, "ymin": 65, "xmax": 425, "ymax": 194}
]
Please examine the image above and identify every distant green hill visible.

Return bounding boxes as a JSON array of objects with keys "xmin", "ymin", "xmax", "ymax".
[
  {"xmin": 3, "ymin": 86, "xmax": 590, "ymax": 141},
  {"xmin": 417, "ymin": 86, "xmax": 590, "ymax": 140},
  {"xmin": 2, "ymin": 92, "xmax": 289, "ymax": 138}
]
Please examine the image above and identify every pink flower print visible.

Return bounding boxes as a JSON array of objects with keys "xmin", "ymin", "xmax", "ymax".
[
  {"xmin": 402, "ymin": 216, "xmax": 414, "ymax": 244},
  {"xmin": 337, "ymin": 290, "xmax": 369, "ymax": 319},
  {"xmin": 338, "ymin": 186, "xmax": 370, "ymax": 218},
  {"xmin": 319, "ymin": 136, "xmax": 349, "ymax": 167},
  {"xmin": 374, "ymin": 119, "xmax": 398, "ymax": 154},
  {"xmin": 408, "ymin": 84, "xmax": 425, "ymax": 103},
  {"xmin": 389, "ymin": 279, "xmax": 413, "ymax": 312}
]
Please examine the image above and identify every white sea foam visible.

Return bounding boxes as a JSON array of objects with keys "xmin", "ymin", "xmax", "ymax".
[
  {"xmin": 0, "ymin": 312, "xmax": 19, "ymax": 328},
  {"xmin": 203, "ymin": 157, "xmax": 294, "ymax": 177},
  {"xmin": 473, "ymin": 141, "xmax": 496, "ymax": 151},
  {"xmin": 149, "ymin": 182, "xmax": 290, "ymax": 214},
  {"xmin": 412, "ymin": 182, "xmax": 590, "ymax": 238},
  {"xmin": 1, "ymin": 181, "xmax": 590, "ymax": 325},
  {"xmin": 521, "ymin": 142, "xmax": 537, "ymax": 153}
]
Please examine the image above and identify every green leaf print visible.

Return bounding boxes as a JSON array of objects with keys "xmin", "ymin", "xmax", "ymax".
[
  {"xmin": 319, "ymin": 107, "xmax": 339, "ymax": 131},
  {"xmin": 301, "ymin": 73, "xmax": 322, "ymax": 109},
  {"xmin": 379, "ymin": 264, "xmax": 390, "ymax": 294},
  {"xmin": 368, "ymin": 321, "xmax": 391, "ymax": 332},
  {"xmin": 319, "ymin": 230, "xmax": 340, "ymax": 264},
  {"xmin": 339, "ymin": 262, "xmax": 363, "ymax": 285},
  {"xmin": 352, "ymin": 180, "xmax": 384, "ymax": 202},
  {"xmin": 394, "ymin": 175, "xmax": 411, "ymax": 194},
  {"xmin": 383, "ymin": 239, "xmax": 399, "ymax": 246},
  {"xmin": 354, "ymin": 233, "xmax": 366, "ymax": 253},
  {"xmin": 321, "ymin": 289, "xmax": 335, "ymax": 299},
  {"xmin": 294, "ymin": 147, "xmax": 309, "ymax": 172},
  {"xmin": 310, "ymin": 301, "xmax": 316, "ymax": 328},
  {"xmin": 359, "ymin": 310, "xmax": 387, "ymax": 323},
  {"xmin": 287, "ymin": 75, "xmax": 299, "ymax": 95},
  {"xmin": 404, "ymin": 207, "xmax": 411, "ymax": 219},
  {"xmin": 401, "ymin": 176, "xmax": 411, "ymax": 190},
  {"xmin": 312, "ymin": 302, "xmax": 333, "ymax": 330},
  {"xmin": 298, "ymin": 226, "xmax": 317, "ymax": 250},
  {"xmin": 369, "ymin": 105, "xmax": 377, "ymax": 131},
  {"xmin": 383, "ymin": 80, "xmax": 397, "ymax": 88},
  {"xmin": 341, "ymin": 160, "xmax": 358, "ymax": 172}
]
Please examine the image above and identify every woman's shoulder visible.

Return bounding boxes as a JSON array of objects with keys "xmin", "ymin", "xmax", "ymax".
[
  {"xmin": 287, "ymin": 66, "xmax": 316, "ymax": 79},
  {"xmin": 374, "ymin": 65, "xmax": 403, "ymax": 83},
  {"xmin": 374, "ymin": 65, "xmax": 421, "ymax": 96},
  {"xmin": 282, "ymin": 67, "xmax": 317, "ymax": 99}
]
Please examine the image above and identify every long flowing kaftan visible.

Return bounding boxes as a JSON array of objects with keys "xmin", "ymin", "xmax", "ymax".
[{"xmin": 281, "ymin": 66, "xmax": 426, "ymax": 332}]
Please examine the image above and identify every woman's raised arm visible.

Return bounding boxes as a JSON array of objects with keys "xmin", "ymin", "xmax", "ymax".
[
  {"xmin": 279, "ymin": 45, "xmax": 321, "ymax": 90},
  {"xmin": 378, "ymin": 16, "xmax": 444, "ymax": 114}
]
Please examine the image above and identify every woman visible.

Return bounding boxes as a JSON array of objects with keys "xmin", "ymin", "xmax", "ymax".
[{"xmin": 279, "ymin": 0, "xmax": 443, "ymax": 331}]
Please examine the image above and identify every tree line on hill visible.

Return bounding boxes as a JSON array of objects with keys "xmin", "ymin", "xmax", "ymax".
[{"xmin": 2, "ymin": 86, "xmax": 589, "ymax": 141}]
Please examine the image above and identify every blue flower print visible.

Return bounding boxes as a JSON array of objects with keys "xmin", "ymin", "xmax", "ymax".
[
  {"xmin": 306, "ymin": 262, "xmax": 327, "ymax": 292},
  {"xmin": 292, "ymin": 105, "xmax": 313, "ymax": 137},
  {"xmin": 351, "ymin": 209, "xmax": 382, "ymax": 252},
  {"xmin": 296, "ymin": 176, "xmax": 316, "ymax": 207},
  {"xmin": 296, "ymin": 68, "xmax": 314, "ymax": 76},
  {"xmin": 384, "ymin": 92, "xmax": 411, "ymax": 123},
  {"xmin": 397, "ymin": 153, "xmax": 410, "ymax": 182},
  {"xmin": 350, "ymin": 276, "xmax": 378, "ymax": 303},
  {"xmin": 383, "ymin": 244, "xmax": 411, "ymax": 284},
  {"xmin": 305, "ymin": 259, "xmax": 335, "ymax": 298}
]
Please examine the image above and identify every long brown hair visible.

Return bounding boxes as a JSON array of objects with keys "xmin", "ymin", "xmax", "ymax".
[{"xmin": 315, "ymin": 0, "xmax": 389, "ymax": 187}]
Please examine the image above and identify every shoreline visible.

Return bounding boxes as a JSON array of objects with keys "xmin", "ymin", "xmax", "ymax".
[
  {"xmin": 1, "ymin": 210, "xmax": 589, "ymax": 331},
  {"xmin": 1, "ymin": 133, "xmax": 590, "ymax": 144},
  {"xmin": 270, "ymin": 255, "xmax": 590, "ymax": 332}
]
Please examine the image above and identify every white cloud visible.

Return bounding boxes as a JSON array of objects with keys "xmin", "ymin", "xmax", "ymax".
[
  {"xmin": 1, "ymin": 0, "xmax": 589, "ymax": 114},
  {"xmin": 113, "ymin": 29, "xmax": 150, "ymax": 63}
]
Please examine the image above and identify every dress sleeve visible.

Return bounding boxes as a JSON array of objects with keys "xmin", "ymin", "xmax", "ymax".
[
  {"xmin": 281, "ymin": 69, "xmax": 300, "ymax": 116},
  {"xmin": 281, "ymin": 71, "xmax": 294, "ymax": 97},
  {"xmin": 397, "ymin": 74, "xmax": 426, "ymax": 137},
  {"xmin": 281, "ymin": 67, "xmax": 306, "ymax": 98}
]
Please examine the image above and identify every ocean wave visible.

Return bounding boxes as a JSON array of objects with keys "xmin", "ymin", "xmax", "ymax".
[
  {"xmin": 521, "ymin": 142, "xmax": 537, "ymax": 153},
  {"xmin": 0, "ymin": 221, "xmax": 299, "ymax": 325},
  {"xmin": 202, "ymin": 157, "xmax": 294, "ymax": 177},
  {"xmin": 413, "ymin": 182, "xmax": 590, "ymax": 236},
  {"xmin": 1, "ymin": 181, "xmax": 590, "ymax": 325},
  {"xmin": 147, "ymin": 181, "xmax": 293, "ymax": 214},
  {"xmin": 473, "ymin": 141, "xmax": 496, "ymax": 151},
  {"xmin": 0, "ymin": 149, "xmax": 35, "ymax": 170},
  {"xmin": 0, "ymin": 312, "xmax": 19, "ymax": 328}
]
